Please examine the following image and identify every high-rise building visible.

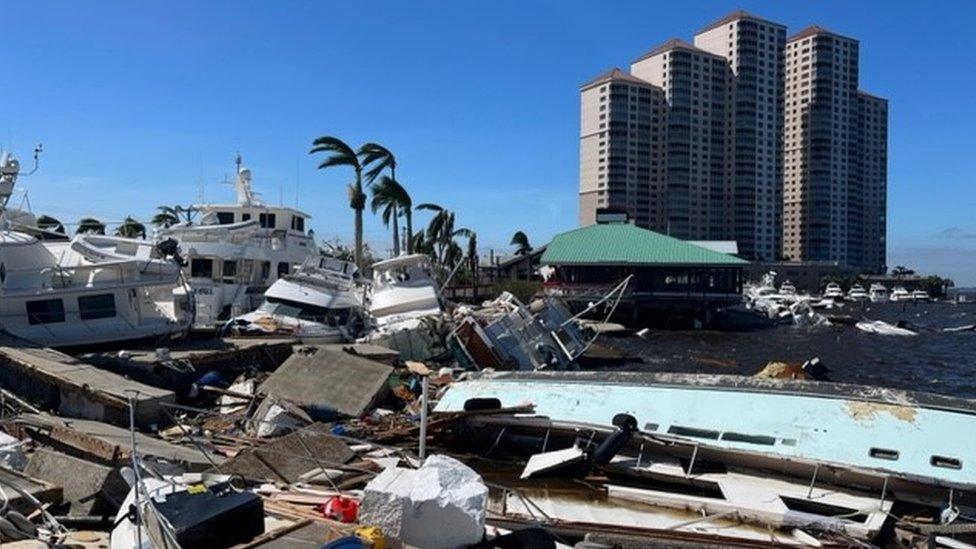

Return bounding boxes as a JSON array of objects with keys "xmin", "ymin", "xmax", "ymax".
[
  {"xmin": 694, "ymin": 11, "xmax": 786, "ymax": 260},
  {"xmin": 781, "ymin": 26, "xmax": 886, "ymax": 272},
  {"xmin": 630, "ymin": 39, "xmax": 730, "ymax": 240},
  {"xmin": 578, "ymin": 69, "xmax": 666, "ymax": 229},
  {"xmin": 577, "ymin": 13, "xmax": 887, "ymax": 272},
  {"xmin": 855, "ymin": 91, "xmax": 888, "ymax": 273}
]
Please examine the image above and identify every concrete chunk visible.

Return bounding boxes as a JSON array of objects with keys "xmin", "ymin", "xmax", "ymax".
[
  {"xmin": 0, "ymin": 342, "xmax": 174, "ymax": 427},
  {"xmin": 214, "ymin": 423, "xmax": 353, "ymax": 483},
  {"xmin": 360, "ymin": 454, "xmax": 487, "ymax": 548},
  {"xmin": 259, "ymin": 346, "xmax": 392, "ymax": 419},
  {"xmin": 24, "ymin": 449, "xmax": 129, "ymax": 516}
]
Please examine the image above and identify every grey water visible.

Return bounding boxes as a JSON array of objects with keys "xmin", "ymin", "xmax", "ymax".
[{"xmin": 605, "ymin": 301, "xmax": 976, "ymax": 399}]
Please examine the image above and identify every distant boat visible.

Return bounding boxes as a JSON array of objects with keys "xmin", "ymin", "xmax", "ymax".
[
  {"xmin": 890, "ymin": 286, "xmax": 912, "ymax": 302},
  {"xmin": 847, "ymin": 284, "xmax": 868, "ymax": 301},
  {"xmin": 911, "ymin": 289, "xmax": 931, "ymax": 302},
  {"xmin": 868, "ymin": 283, "xmax": 888, "ymax": 302},
  {"xmin": 823, "ymin": 282, "xmax": 844, "ymax": 300},
  {"xmin": 778, "ymin": 281, "xmax": 797, "ymax": 295}
]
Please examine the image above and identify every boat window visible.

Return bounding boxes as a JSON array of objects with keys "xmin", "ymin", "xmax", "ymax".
[
  {"xmin": 291, "ymin": 216, "xmax": 304, "ymax": 232},
  {"xmin": 216, "ymin": 212, "xmax": 235, "ymax": 225},
  {"xmin": 721, "ymin": 432, "xmax": 776, "ymax": 446},
  {"xmin": 242, "ymin": 213, "xmax": 251, "ymax": 222},
  {"xmin": 643, "ymin": 423, "xmax": 659, "ymax": 432},
  {"xmin": 26, "ymin": 299, "xmax": 65, "ymax": 325},
  {"xmin": 931, "ymin": 456, "xmax": 963, "ymax": 470},
  {"xmin": 265, "ymin": 297, "xmax": 352, "ymax": 325},
  {"xmin": 191, "ymin": 258, "xmax": 214, "ymax": 278},
  {"xmin": 222, "ymin": 260, "xmax": 238, "ymax": 282},
  {"xmin": 261, "ymin": 261, "xmax": 271, "ymax": 281},
  {"xmin": 277, "ymin": 262, "xmax": 290, "ymax": 278},
  {"xmin": 259, "ymin": 213, "xmax": 276, "ymax": 229},
  {"xmin": 869, "ymin": 448, "xmax": 900, "ymax": 461},
  {"xmin": 668, "ymin": 426, "xmax": 720, "ymax": 440},
  {"xmin": 78, "ymin": 294, "xmax": 116, "ymax": 320}
]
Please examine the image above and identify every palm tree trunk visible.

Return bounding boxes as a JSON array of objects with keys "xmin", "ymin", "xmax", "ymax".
[
  {"xmin": 354, "ymin": 207, "xmax": 364, "ymax": 269},
  {"xmin": 405, "ymin": 210, "xmax": 413, "ymax": 254},
  {"xmin": 391, "ymin": 205, "xmax": 401, "ymax": 256}
]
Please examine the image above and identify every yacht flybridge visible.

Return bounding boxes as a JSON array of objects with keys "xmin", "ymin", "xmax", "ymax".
[
  {"xmin": 158, "ymin": 156, "xmax": 320, "ymax": 329},
  {"xmin": 0, "ymin": 150, "xmax": 191, "ymax": 347}
]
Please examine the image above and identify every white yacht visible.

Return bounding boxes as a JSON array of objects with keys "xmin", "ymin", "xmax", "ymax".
[
  {"xmin": 778, "ymin": 281, "xmax": 797, "ymax": 295},
  {"xmin": 0, "ymin": 150, "xmax": 190, "ymax": 347},
  {"xmin": 911, "ymin": 289, "xmax": 931, "ymax": 302},
  {"xmin": 847, "ymin": 283, "xmax": 868, "ymax": 301},
  {"xmin": 158, "ymin": 156, "xmax": 319, "ymax": 329},
  {"xmin": 227, "ymin": 256, "xmax": 365, "ymax": 342},
  {"xmin": 868, "ymin": 283, "xmax": 888, "ymax": 302},
  {"xmin": 361, "ymin": 253, "xmax": 447, "ymax": 360},
  {"xmin": 822, "ymin": 282, "xmax": 844, "ymax": 300},
  {"xmin": 889, "ymin": 286, "xmax": 912, "ymax": 302}
]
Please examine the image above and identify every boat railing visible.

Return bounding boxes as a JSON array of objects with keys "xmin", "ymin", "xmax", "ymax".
[{"xmin": 0, "ymin": 259, "xmax": 177, "ymax": 294}]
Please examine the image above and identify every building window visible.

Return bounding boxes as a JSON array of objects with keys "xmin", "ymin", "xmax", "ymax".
[
  {"xmin": 79, "ymin": 294, "xmax": 117, "ymax": 320},
  {"xmin": 216, "ymin": 212, "xmax": 235, "ymax": 225},
  {"xmin": 26, "ymin": 299, "xmax": 65, "ymax": 325},
  {"xmin": 259, "ymin": 213, "xmax": 277, "ymax": 228},
  {"xmin": 190, "ymin": 258, "xmax": 214, "ymax": 278}
]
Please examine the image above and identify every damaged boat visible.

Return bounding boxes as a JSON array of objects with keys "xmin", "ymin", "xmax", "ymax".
[
  {"xmin": 226, "ymin": 256, "xmax": 366, "ymax": 342},
  {"xmin": 0, "ymin": 150, "xmax": 191, "ymax": 347},
  {"xmin": 450, "ymin": 292, "xmax": 592, "ymax": 370},
  {"xmin": 360, "ymin": 253, "xmax": 449, "ymax": 360}
]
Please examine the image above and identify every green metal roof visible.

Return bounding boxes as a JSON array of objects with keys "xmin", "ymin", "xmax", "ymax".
[{"xmin": 541, "ymin": 223, "xmax": 747, "ymax": 266}]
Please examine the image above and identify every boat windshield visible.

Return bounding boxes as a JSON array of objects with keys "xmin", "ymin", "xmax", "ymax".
[{"xmin": 261, "ymin": 297, "xmax": 352, "ymax": 325}]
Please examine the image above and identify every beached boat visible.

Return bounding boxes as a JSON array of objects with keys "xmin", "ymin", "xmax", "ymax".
[
  {"xmin": 0, "ymin": 150, "xmax": 191, "ymax": 347},
  {"xmin": 157, "ymin": 155, "xmax": 319, "ymax": 329},
  {"xmin": 868, "ymin": 283, "xmax": 888, "ymax": 302},
  {"xmin": 226, "ymin": 256, "xmax": 365, "ymax": 342},
  {"xmin": 360, "ymin": 253, "xmax": 448, "ymax": 360}
]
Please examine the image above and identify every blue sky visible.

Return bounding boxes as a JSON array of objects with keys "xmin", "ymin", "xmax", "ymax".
[{"xmin": 2, "ymin": 1, "xmax": 975, "ymax": 284}]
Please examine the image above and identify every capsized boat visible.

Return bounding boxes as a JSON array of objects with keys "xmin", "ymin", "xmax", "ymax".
[
  {"xmin": 360, "ymin": 253, "xmax": 449, "ymax": 360},
  {"xmin": 855, "ymin": 319, "xmax": 918, "ymax": 336},
  {"xmin": 437, "ymin": 371, "xmax": 976, "ymax": 503},
  {"xmin": 157, "ymin": 155, "xmax": 320, "ymax": 329},
  {"xmin": 226, "ymin": 256, "xmax": 366, "ymax": 342},
  {"xmin": 450, "ymin": 292, "xmax": 592, "ymax": 370},
  {"xmin": 0, "ymin": 150, "xmax": 191, "ymax": 347}
]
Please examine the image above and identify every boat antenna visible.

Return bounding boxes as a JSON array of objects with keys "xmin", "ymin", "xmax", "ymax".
[{"xmin": 22, "ymin": 144, "xmax": 42, "ymax": 176}]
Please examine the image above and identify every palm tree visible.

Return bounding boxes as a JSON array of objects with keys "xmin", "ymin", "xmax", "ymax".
[
  {"xmin": 76, "ymin": 217, "xmax": 106, "ymax": 235},
  {"xmin": 115, "ymin": 216, "xmax": 146, "ymax": 239},
  {"xmin": 36, "ymin": 215, "xmax": 65, "ymax": 234},
  {"xmin": 151, "ymin": 206, "xmax": 181, "ymax": 228},
  {"xmin": 370, "ymin": 176, "xmax": 412, "ymax": 256},
  {"xmin": 510, "ymin": 231, "xmax": 532, "ymax": 256},
  {"xmin": 358, "ymin": 142, "xmax": 396, "ymax": 185},
  {"xmin": 310, "ymin": 136, "xmax": 366, "ymax": 268}
]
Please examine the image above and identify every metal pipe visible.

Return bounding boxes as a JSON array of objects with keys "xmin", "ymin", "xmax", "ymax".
[{"xmin": 419, "ymin": 375, "xmax": 429, "ymax": 461}]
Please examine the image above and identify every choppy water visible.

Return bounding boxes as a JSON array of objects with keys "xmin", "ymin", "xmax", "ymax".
[{"xmin": 604, "ymin": 301, "xmax": 976, "ymax": 399}]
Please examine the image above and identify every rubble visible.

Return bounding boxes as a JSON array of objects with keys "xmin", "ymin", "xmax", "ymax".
[
  {"xmin": 23, "ymin": 449, "xmax": 129, "ymax": 517},
  {"xmin": 258, "ymin": 345, "xmax": 393, "ymax": 420},
  {"xmin": 359, "ymin": 454, "xmax": 488, "ymax": 548}
]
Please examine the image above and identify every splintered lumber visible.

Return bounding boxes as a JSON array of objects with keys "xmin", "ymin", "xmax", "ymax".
[{"xmin": 0, "ymin": 339, "xmax": 175, "ymax": 427}]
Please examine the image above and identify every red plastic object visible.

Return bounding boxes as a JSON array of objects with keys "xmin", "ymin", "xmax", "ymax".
[{"xmin": 318, "ymin": 496, "xmax": 359, "ymax": 523}]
